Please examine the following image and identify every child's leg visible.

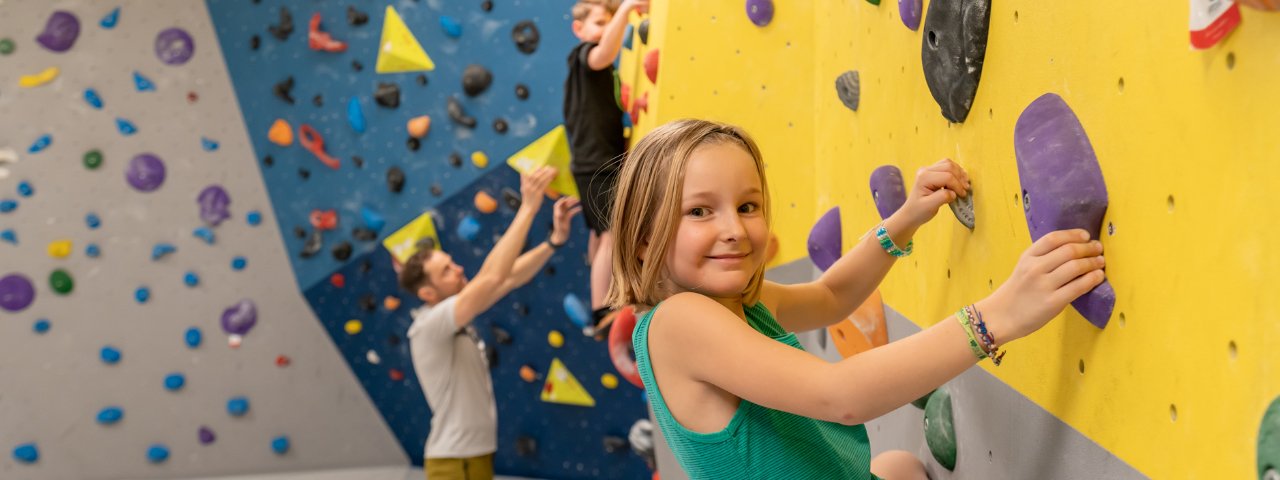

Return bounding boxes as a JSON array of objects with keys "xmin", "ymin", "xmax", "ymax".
[
  {"xmin": 870, "ymin": 450, "xmax": 928, "ymax": 480},
  {"xmin": 590, "ymin": 230, "xmax": 614, "ymax": 310}
]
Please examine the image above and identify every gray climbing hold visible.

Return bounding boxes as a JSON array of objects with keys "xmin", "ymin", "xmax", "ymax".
[
  {"xmin": 949, "ymin": 189, "xmax": 975, "ymax": 230},
  {"xmin": 447, "ymin": 97, "xmax": 477, "ymax": 128},
  {"xmin": 375, "ymin": 83, "xmax": 400, "ymax": 108},
  {"xmin": 462, "ymin": 64, "xmax": 493, "ymax": 97},
  {"xmin": 835, "ymin": 71, "xmax": 860, "ymax": 112},
  {"xmin": 511, "ymin": 20, "xmax": 540, "ymax": 54}
]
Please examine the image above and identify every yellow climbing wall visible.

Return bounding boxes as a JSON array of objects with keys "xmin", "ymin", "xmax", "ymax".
[{"xmin": 626, "ymin": 1, "xmax": 1280, "ymax": 478}]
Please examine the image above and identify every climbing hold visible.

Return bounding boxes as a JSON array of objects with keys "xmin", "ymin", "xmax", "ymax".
[
  {"xmin": 50, "ymin": 269, "xmax": 74, "ymax": 295},
  {"xmin": 601, "ymin": 373, "xmax": 619, "ymax": 389},
  {"xmin": 475, "ymin": 191, "xmax": 498, "ymax": 214},
  {"xmin": 835, "ymin": 71, "xmax": 860, "ymax": 112},
  {"xmin": 448, "ymin": 152, "xmax": 464, "ymax": 168},
  {"xmin": 644, "ymin": 49, "xmax": 660, "ymax": 83},
  {"xmin": 147, "ymin": 444, "xmax": 169, "ymax": 464},
  {"xmin": 247, "ymin": 211, "xmax": 262, "ymax": 226},
  {"xmin": 608, "ymin": 307, "xmax": 643, "ymax": 387},
  {"xmin": 231, "ymin": 256, "xmax": 248, "ymax": 270},
  {"xmin": 185, "ymin": 327, "xmax": 202, "ymax": 348},
  {"xmin": 511, "ymin": 20, "xmax": 540, "ymax": 54},
  {"xmin": 1260, "ymin": 396, "xmax": 1280, "ymax": 478},
  {"xmin": 268, "ymin": 7, "xmax": 294, "ymax": 40},
  {"xmin": 515, "ymin": 436, "xmax": 537, "ymax": 457},
  {"xmin": 1191, "ymin": 0, "xmax": 1241, "ymax": 49},
  {"xmin": 134, "ymin": 286, "xmax": 150, "ymax": 304},
  {"xmin": 440, "ymin": 16, "xmax": 463, "ymax": 38},
  {"xmin": 0, "ymin": 199, "xmax": 17, "ymax": 213},
  {"xmin": 188, "ymin": 92, "xmax": 199, "ymax": 104},
  {"xmin": 351, "ymin": 156, "xmax": 364, "ymax": 168},
  {"xmin": 250, "ymin": 35, "xmax": 260, "ymax": 50},
  {"xmin": 155, "ymin": 28, "xmax": 195, "ymax": 65},
  {"xmin": 343, "ymin": 98, "xmax": 366, "ymax": 134},
  {"xmin": 33, "ymin": 319, "xmax": 50, "ymax": 334},
  {"xmin": 330, "ymin": 273, "xmax": 345, "ymax": 288},
  {"xmin": 623, "ymin": 24, "xmax": 634, "ymax": 50},
  {"xmin": 603, "ymin": 435, "xmax": 629, "ymax": 454},
  {"xmin": 430, "ymin": 184, "xmax": 443, "ymax": 197},
  {"xmin": 806, "ymin": 207, "xmax": 842, "ymax": 270},
  {"xmin": 271, "ymin": 436, "xmax": 290, "ymax": 455},
  {"xmin": 408, "ymin": 115, "xmax": 431, "ymax": 138},
  {"xmin": 515, "ymin": 84, "xmax": 530, "ymax": 100},
  {"xmin": 447, "ymin": 96, "xmax": 477, "ymax": 128},
  {"xmin": 273, "ymin": 76, "xmax": 295, "ymax": 104},
  {"xmin": 193, "ymin": 227, "xmax": 216, "ymax": 245},
  {"xmin": 900, "ymin": 0, "xmax": 923, "ymax": 30},
  {"xmin": 163, "ymin": 372, "xmax": 185, "ymax": 391},
  {"xmin": 37, "ymin": 11, "xmax": 80, "ymax": 52},
  {"xmin": 921, "ymin": 0, "xmax": 991, "ymax": 123},
  {"xmin": 406, "ymin": 137, "xmax": 421, "ymax": 152},
  {"xmin": 26, "ymin": 134, "xmax": 52, "ymax": 154},
  {"xmin": 308, "ymin": 12, "xmax": 348, "ymax": 52},
  {"xmin": 0, "ymin": 38, "xmax": 14, "ymax": 55},
  {"xmin": 948, "ymin": 186, "xmax": 975, "ymax": 230},
  {"xmin": 924, "ymin": 388, "xmax": 957, "ymax": 470},
  {"xmin": 332, "ymin": 241, "xmax": 352, "ymax": 261},
  {"xmin": 97, "ymin": 406, "xmax": 123, "ymax": 425},
  {"xmin": 366, "ymin": 349, "xmax": 381, "ymax": 365},
  {"xmin": 84, "ymin": 88, "xmax": 104, "ymax": 109},
  {"xmin": 501, "ymin": 189, "xmax": 521, "ymax": 210},
  {"xmin": 198, "ymin": 185, "xmax": 231, "ymax": 226},
  {"xmin": 471, "ymin": 151, "xmax": 489, "ymax": 168},
  {"xmin": 275, "ymin": 355, "xmax": 291, "ymax": 367},
  {"xmin": 100, "ymin": 345, "xmax": 122, "ymax": 364},
  {"xmin": 100, "ymin": 8, "xmax": 121, "ymax": 29},
  {"xmin": 0, "ymin": 274, "xmax": 37, "ymax": 312},
  {"xmin": 345, "ymin": 319, "xmax": 363, "ymax": 335},
  {"xmin": 347, "ymin": 6, "xmax": 369, "ymax": 25},
  {"xmin": 17, "ymin": 181, "xmax": 33, "ymax": 197},
  {"xmin": 151, "ymin": 243, "xmax": 176, "ymax": 260},
  {"xmin": 870, "ymin": 166, "xmax": 908, "ymax": 220},
  {"xmin": 375, "ymin": 83, "xmax": 401, "ymax": 108},
  {"xmin": 482, "ymin": 1, "xmax": 494, "ymax": 12},
  {"xmin": 115, "ymin": 118, "xmax": 138, "ymax": 136},
  {"xmin": 198, "ymin": 426, "xmax": 216, "ymax": 445},
  {"xmin": 201, "ymin": 137, "xmax": 219, "ymax": 152},
  {"xmin": 268, "ymin": 119, "xmax": 294, "ymax": 146},
  {"xmin": 227, "ymin": 396, "xmax": 251, "ymax": 416},
  {"xmin": 84, "ymin": 150, "xmax": 103, "ymax": 170},
  {"xmin": 360, "ymin": 207, "xmax": 385, "ymax": 233},
  {"xmin": 456, "ymin": 215, "xmax": 481, "ymax": 241},
  {"xmin": 13, "ymin": 443, "xmax": 39, "ymax": 464},
  {"xmin": 20, "ymin": 67, "xmax": 60, "ymax": 89},
  {"xmin": 298, "ymin": 125, "xmax": 341, "ymax": 169},
  {"xmin": 462, "ymin": 65, "xmax": 493, "ymax": 97},
  {"xmin": 221, "ymin": 299, "xmax": 258, "ymax": 346},
  {"xmin": 493, "ymin": 118, "xmax": 508, "ymax": 134},
  {"xmin": 638, "ymin": 19, "xmax": 650, "ymax": 44},
  {"xmin": 353, "ymin": 227, "xmax": 377, "ymax": 241},
  {"xmin": 1, "ymin": 230, "xmax": 16, "ymax": 245},
  {"xmin": 376, "ymin": 6, "xmax": 435, "ymax": 73},
  {"xmin": 745, "ymin": 0, "xmax": 775, "ymax": 26},
  {"xmin": 310, "ymin": 209, "xmax": 338, "ymax": 231},
  {"xmin": 520, "ymin": 365, "xmax": 539, "ymax": 383},
  {"xmin": 184, "ymin": 271, "xmax": 199, "ymax": 287},
  {"xmin": 541, "ymin": 358, "xmax": 595, "ymax": 406},
  {"xmin": 133, "ymin": 71, "xmax": 156, "ymax": 92},
  {"xmin": 85, "ymin": 244, "xmax": 101, "ymax": 258},
  {"xmin": 828, "ymin": 290, "xmax": 889, "ymax": 358},
  {"xmin": 300, "ymin": 230, "xmax": 323, "ymax": 258},
  {"xmin": 384, "ymin": 296, "xmax": 401, "ymax": 310},
  {"xmin": 563, "ymin": 293, "xmax": 591, "ymax": 330},
  {"xmin": 547, "ymin": 330, "xmax": 564, "ymax": 348},
  {"xmin": 389, "ymin": 368, "xmax": 405, "ymax": 381}
]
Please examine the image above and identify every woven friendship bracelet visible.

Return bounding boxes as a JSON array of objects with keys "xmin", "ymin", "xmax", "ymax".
[
  {"xmin": 873, "ymin": 223, "xmax": 913, "ymax": 258},
  {"xmin": 956, "ymin": 308, "xmax": 988, "ymax": 361}
]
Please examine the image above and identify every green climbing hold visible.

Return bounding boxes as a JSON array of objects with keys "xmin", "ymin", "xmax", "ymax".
[
  {"xmin": 1259, "ymin": 396, "xmax": 1280, "ymax": 479},
  {"xmin": 0, "ymin": 38, "xmax": 15, "ymax": 55},
  {"xmin": 910, "ymin": 389, "xmax": 936, "ymax": 410},
  {"xmin": 84, "ymin": 150, "xmax": 103, "ymax": 170},
  {"xmin": 50, "ymin": 269, "xmax": 74, "ymax": 295},
  {"xmin": 866, "ymin": 0, "xmax": 881, "ymax": 4},
  {"xmin": 924, "ymin": 388, "xmax": 957, "ymax": 470}
]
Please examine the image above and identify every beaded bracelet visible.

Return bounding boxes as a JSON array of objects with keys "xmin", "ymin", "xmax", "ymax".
[
  {"xmin": 873, "ymin": 223, "xmax": 913, "ymax": 258},
  {"xmin": 957, "ymin": 304, "xmax": 1005, "ymax": 366},
  {"xmin": 955, "ymin": 308, "xmax": 988, "ymax": 360}
]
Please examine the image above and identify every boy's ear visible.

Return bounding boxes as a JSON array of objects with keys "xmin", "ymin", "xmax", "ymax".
[
  {"xmin": 418, "ymin": 285, "xmax": 440, "ymax": 304},
  {"xmin": 571, "ymin": 19, "xmax": 584, "ymax": 37}
]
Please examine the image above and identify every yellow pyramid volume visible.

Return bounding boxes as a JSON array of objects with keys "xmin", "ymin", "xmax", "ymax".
[
  {"xmin": 540, "ymin": 357, "xmax": 596, "ymax": 407},
  {"xmin": 382, "ymin": 211, "xmax": 441, "ymax": 265},
  {"xmin": 376, "ymin": 6, "xmax": 435, "ymax": 73},
  {"xmin": 506, "ymin": 125, "xmax": 579, "ymax": 198}
]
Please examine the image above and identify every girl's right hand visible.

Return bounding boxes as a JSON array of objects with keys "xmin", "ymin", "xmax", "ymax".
[{"xmin": 978, "ymin": 229, "xmax": 1106, "ymax": 342}]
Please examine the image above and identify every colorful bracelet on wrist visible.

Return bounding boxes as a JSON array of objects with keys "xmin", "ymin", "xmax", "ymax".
[
  {"xmin": 957, "ymin": 304, "xmax": 1005, "ymax": 366},
  {"xmin": 873, "ymin": 223, "xmax": 913, "ymax": 258},
  {"xmin": 956, "ymin": 308, "xmax": 988, "ymax": 361}
]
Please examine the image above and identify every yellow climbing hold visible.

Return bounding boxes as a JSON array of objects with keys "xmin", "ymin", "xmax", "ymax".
[
  {"xmin": 382, "ymin": 211, "xmax": 440, "ymax": 264},
  {"xmin": 268, "ymin": 119, "xmax": 293, "ymax": 146},
  {"xmin": 547, "ymin": 330, "xmax": 564, "ymax": 348},
  {"xmin": 471, "ymin": 151, "xmax": 488, "ymax": 169},
  {"xmin": 47, "ymin": 239, "xmax": 73, "ymax": 258},
  {"xmin": 376, "ymin": 6, "xmax": 435, "ymax": 73},
  {"xmin": 344, "ymin": 319, "xmax": 363, "ymax": 335},
  {"xmin": 407, "ymin": 115, "xmax": 431, "ymax": 138},
  {"xmin": 19, "ymin": 67, "xmax": 60, "ymax": 88},
  {"xmin": 505, "ymin": 125, "xmax": 579, "ymax": 197},
  {"xmin": 541, "ymin": 358, "xmax": 595, "ymax": 407},
  {"xmin": 601, "ymin": 373, "xmax": 619, "ymax": 389}
]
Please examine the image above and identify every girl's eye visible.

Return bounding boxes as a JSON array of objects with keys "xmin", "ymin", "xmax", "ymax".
[
  {"xmin": 739, "ymin": 203, "xmax": 759, "ymax": 213},
  {"xmin": 688, "ymin": 207, "xmax": 708, "ymax": 217}
]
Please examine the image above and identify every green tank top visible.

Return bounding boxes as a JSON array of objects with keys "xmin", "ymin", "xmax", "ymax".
[{"xmin": 634, "ymin": 300, "xmax": 876, "ymax": 480}]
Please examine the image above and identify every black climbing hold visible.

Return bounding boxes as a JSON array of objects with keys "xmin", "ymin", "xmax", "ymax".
[
  {"xmin": 448, "ymin": 152, "xmax": 463, "ymax": 168},
  {"xmin": 351, "ymin": 60, "xmax": 363, "ymax": 72},
  {"xmin": 298, "ymin": 168, "xmax": 310, "ymax": 179},
  {"xmin": 544, "ymin": 265, "xmax": 556, "ymax": 276},
  {"xmin": 293, "ymin": 226, "xmax": 307, "ymax": 238},
  {"xmin": 921, "ymin": 0, "xmax": 991, "ymax": 123},
  {"xmin": 312, "ymin": 94, "xmax": 323, "ymax": 107},
  {"xmin": 462, "ymin": 65, "xmax": 493, "ymax": 97},
  {"xmin": 491, "ymin": 324, "xmax": 512, "ymax": 344},
  {"xmin": 638, "ymin": 19, "xmax": 650, "ymax": 44},
  {"xmin": 485, "ymin": 346, "xmax": 498, "ymax": 367},
  {"xmin": 388, "ymin": 333, "xmax": 401, "ymax": 346},
  {"xmin": 515, "ymin": 84, "xmax": 529, "ymax": 100},
  {"xmin": 375, "ymin": 82, "xmax": 400, "ymax": 108},
  {"xmin": 429, "ymin": 183, "xmax": 442, "ymax": 197},
  {"xmin": 351, "ymin": 155, "xmax": 364, "ymax": 168},
  {"xmin": 352, "ymin": 227, "xmax": 377, "ymax": 241},
  {"xmin": 513, "ymin": 302, "xmax": 530, "ymax": 316},
  {"xmin": 447, "ymin": 97, "xmax": 477, "ymax": 128},
  {"xmin": 603, "ymin": 436, "xmax": 629, "ymax": 454},
  {"xmin": 416, "ymin": 74, "xmax": 428, "ymax": 86},
  {"xmin": 511, "ymin": 20, "xmax": 540, "ymax": 54},
  {"xmin": 250, "ymin": 35, "xmax": 261, "ymax": 50},
  {"xmin": 515, "ymin": 436, "xmax": 537, "ymax": 457},
  {"xmin": 274, "ymin": 76, "xmax": 296, "ymax": 104},
  {"xmin": 359, "ymin": 294, "xmax": 376, "ymax": 311},
  {"xmin": 386, "ymin": 167, "xmax": 405, "ymax": 193},
  {"xmin": 359, "ymin": 260, "xmax": 372, "ymax": 274},
  {"xmin": 268, "ymin": 7, "xmax": 294, "ymax": 41},
  {"xmin": 481, "ymin": 0, "xmax": 493, "ymax": 12},
  {"xmin": 493, "ymin": 118, "xmax": 508, "ymax": 134},
  {"xmin": 835, "ymin": 71, "xmax": 861, "ymax": 112},
  {"xmin": 347, "ymin": 6, "xmax": 369, "ymax": 26},
  {"xmin": 332, "ymin": 241, "xmax": 353, "ymax": 261},
  {"xmin": 501, "ymin": 188, "xmax": 521, "ymax": 210},
  {"xmin": 407, "ymin": 137, "xmax": 421, "ymax": 152},
  {"xmin": 301, "ymin": 230, "xmax": 323, "ymax": 258},
  {"xmin": 263, "ymin": 155, "xmax": 274, "ymax": 167}
]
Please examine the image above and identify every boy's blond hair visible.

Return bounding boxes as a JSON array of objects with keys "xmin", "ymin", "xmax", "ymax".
[
  {"xmin": 572, "ymin": 0, "xmax": 620, "ymax": 20},
  {"xmin": 606, "ymin": 119, "xmax": 772, "ymax": 310}
]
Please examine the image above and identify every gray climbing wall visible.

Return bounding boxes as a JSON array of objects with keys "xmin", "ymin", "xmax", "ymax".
[{"xmin": 0, "ymin": 1, "xmax": 404, "ymax": 478}]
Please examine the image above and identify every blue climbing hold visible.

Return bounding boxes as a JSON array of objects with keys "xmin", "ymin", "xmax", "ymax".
[
  {"xmin": 85, "ymin": 212, "xmax": 101, "ymax": 229},
  {"xmin": 151, "ymin": 243, "xmax": 176, "ymax": 260},
  {"xmin": 85, "ymin": 243, "xmax": 101, "ymax": 258},
  {"xmin": 271, "ymin": 435, "xmax": 290, "ymax": 455},
  {"xmin": 185, "ymin": 327, "xmax": 202, "ymax": 348},
  {"xmin": 96, "ymin": 406, "xmax": 123, "ymax": 425},
  {"xmin": 360, "ymin": 206, "xmax": 385, "ymax": 232},
  {"xmin": 163, "ymin": 373, "xmax": 185, "ymax": 391},
  {"xmin": 28, "ymin": 134, "xmax": 52, "ymax": 154},
  {"xmin": 623, "ymin": 23, "xmax": 634, "ymax": 50},
  {"xmin": 146, "ymin": 444, "xmax": 169, "ymax": 463},
  {"xmin": 0, "ymin": 199, "xmax": 17, "ymax": 213},
  {"xmin": 12, "ymin": 443, "xmax": 38, "ymax": 464},
  {"xmin": 231, "ymin": 256, "xmax": 247, "ymax": 271},
  {"xmin": 347, "ymin": 97, "xmax": 366, "ymax": 133},
  {"xmin": 100, "ymin": 8, "xmax": 120, "ymax": 29},
  {"xmin": 457, "ymin": 215, "xmax": 481, "ymax": 241},
  {"xmin": 115, "ymin": 118, "xmax": 137, "ymax": 136},
  {"xmin": 246, "ymin": 210, "xmax": 262, "ymax": 226},
  {"xmin": 134, "ymin": 286, "xmax": 150, "ymax": 304},
  {"xmin": 201, "ymin": 137, "xmax": 219, "ymax": 152},
  {"xmin": 133, "ymin": 71, "xmax": 155, "ymax": 92},
  {"xmin": 183, "ymin": 271, "xmax": 199, "ymax": 287},
  {"xmin": 227, "ymin": 396, "xmax": 250, "ymax": 417},
  {"xmin": 563, "ymin": 293, "xmax": 590, "ymax": 329},
  {"xmin": 33, "ymin": 319, "xmax": 50, "ymax": 334},
  {"xmin": 1, "ymin": 229, "xmax": 16, "ymax": 244},
  {"xmin": 16, "ymin": 181, "xmax": 32, "ymax": 197},
  {"xmin": 84, "ymin": 88, "xmax": 103, "ymax": 109},
  {"xmin": 440, "ymin": 16, "xmax": 463, "ymax": 38},
  {"xmin": 193, "ymin": 227, "xmax": 215, "ymax": 244},
  {"xmin": 100, "ymin": 345, "xmax": 122, "ymax": 364}
]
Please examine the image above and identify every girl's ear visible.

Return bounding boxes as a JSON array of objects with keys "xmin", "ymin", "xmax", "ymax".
[{"xmin": 637, "ymin": 241, "xmax": 648, "ymax": 263}]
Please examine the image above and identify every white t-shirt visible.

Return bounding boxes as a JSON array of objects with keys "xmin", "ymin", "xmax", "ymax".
[{"xmin": 408, "ymin": 296, "xmax": 497, "ymax": 459}]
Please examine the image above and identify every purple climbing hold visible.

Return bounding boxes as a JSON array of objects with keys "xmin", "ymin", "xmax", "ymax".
[
  {"xmin": 807, "ymin": 207, "xmax": 842, "ymax": 272},
  {"xmin": 37, "ymin": 11, "xmax": 80, "ymax": 52},
  {"xmin": 198, "ymin": 426, "xmax": 216, "ymax": 445},
  {"xmin": 126, "ymin": 153, "xmax": 165, "ymax": 192},
  {"xmin": 220, "ymin": 299, "xmax": 258, "ymax": 336},
  {"xmin": 745, "ymin": 0, "xmax": 775, "ymax": 27},
  {"xmin": 1014, "ymin": 93, "xmax": 1113, "ymax": 328},
  {"xmin": 869, "ymin": 165, "xmax": 908, "ymax": 220},
  {"xmin": 197, "ymin": 185, "xmax": 231, "ymax": 226},
  {"xmin": 900, "ymin": 0, "xmax": 923, "ymax": 31},
  {"xmin": 155, "ymin": 28, "xmax": 195, "ymax": 66},
  {"xmin": 0, "ymin": 274, "xmax": 37, "ymax": 312}
]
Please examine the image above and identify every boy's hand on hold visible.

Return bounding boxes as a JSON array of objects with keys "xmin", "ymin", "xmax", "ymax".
[
  {"xmin": 899, "ymin": 159, "xmax": 970, "ymax": 230},
  {"xmin": 520, "ymin": 167, "xmax": 557, "ymax": 213},
  {"xmin": 623, "ymin": 0, "xmax": 650, "ymax": 15},
  {"xmin": 978, "ymin": 229, "xmax": 1106, "ymax": 342},
  {"xmin": 550, "ymin": 197, "xmax": 582, "ymax": 245}
]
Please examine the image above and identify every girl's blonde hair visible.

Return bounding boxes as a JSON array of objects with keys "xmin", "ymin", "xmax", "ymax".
[{"xmin": 606, "ymin": 119, "xmax": 771, "ymax": 310}]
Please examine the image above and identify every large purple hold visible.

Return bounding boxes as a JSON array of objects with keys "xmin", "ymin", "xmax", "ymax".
[
  {"xmin": 900, "ymin": 0, "xmax": 923, "ymax": 31},
  {"xmin": 0, "ymin": 274, "xmax": 37, "ymax": 312},
  {"xmin": 745, "ymin": 0, "xmax": 775, "ymax": 27},
  {"xmin": 126, "ymin": 154, "xmax": 166, "ymax": 192},
  {"xmin": 197, "ymin": 185, "xmax": 231, "ymax": 226},
  {"xmin": 1014, "ymin": 93, "xmax": 1114, "ymax": 328},
  {"xmin": 37, "ymin": 11, "xmax": 80, "ymax": 52},
  {"xmin": 807, "ymin": 207, "xmax": 842, "ymax": 272},
  {"xmin": 220, "ymin": 299, "xmax": 257, "ymax": 336},
  {"xmin": 869, "ymin": 165, "xmax": 908, "ymax": 220},
  {"xmin": 155, "ymin": 28, "xmax": 195, "ymax": 66}
]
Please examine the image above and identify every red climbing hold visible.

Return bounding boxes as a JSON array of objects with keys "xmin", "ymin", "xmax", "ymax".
[
  {"xmin": 310, "ymin": 209, "xmax": 338, "ymax": 230},
  {"xmin": 275, "ymin": 355, "xmax": 291, "ymax": 367},
  {"xmin": 620, "ymin": 83, "xmax": 632, "ymax": 111},
  {"xmin": 308, "ymin": 12, "xmax": 348, "ymax": 52},
  {"xmin": 389, "ymin": 368, "xmax": 404, "ymax": 381},
  {"xmin": 187, "ymin": 91, "xmax": 199, "ymax": 104},
  {"xmin": 644, "ymin": 48, "xmax": 660, "ymax": 83},
  {"xmin": 298, "ymin": 124, "xmax": 341, "ymax": 170},
  {"xmin": 329, "ymin": 273, "xmax": 345, "ymax": 288}
]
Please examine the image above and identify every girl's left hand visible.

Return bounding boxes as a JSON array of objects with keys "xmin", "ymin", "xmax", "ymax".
[{"xmin": 897, "ymin": 158, "xmax": 970, "ymax": 230}]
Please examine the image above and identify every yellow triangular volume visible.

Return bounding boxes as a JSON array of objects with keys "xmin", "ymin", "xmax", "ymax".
[
  {"xmin": 540, "ymin": 357, "xmax": 596, "ymax": 407},
  {"xmin": 506, "ymin": 125, "xmax": 579, "ymax": 198},
  {"xmin": 376, "ymin": 6, "xmax": 435, "ymax": 73},
  {"xmin": 382, "ymin": 211, "xmax": 440, "ymax": 265}
]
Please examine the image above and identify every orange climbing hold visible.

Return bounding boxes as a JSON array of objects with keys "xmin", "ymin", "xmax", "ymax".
[
  {"xmin": 389, "ymin": 368, "xmax": 405, "ymax": 381},
  {"xmin": 383, "ymin": 296, "xmax": 401, "ymax": 311},
  {"xmin": 298, "ymin": 124, "xmax": 341, "ymax": 169},
  {"xmin": 474, "ymin": 191, "xmax": 498, "ymax": 214},
  {"xmin": 644, "ymin": 48, "xmax": 660, "ymax": 83},
  {"xmin": 407, "ymin": 115, "xmax": 431, "ymax": 138},
  {"xmin": 268, "ymin": 119, "xmax": 294, "ymax": 146},
  {"xmin": 520, "ymin": 365, "xmax": 538, "ymax": 383},
  {"xmin": 275, "ymin": 355, "xmax": 291, "ymax": 367},
  {"xmin": 311, "ymin": 209, "xmax": 338, "ymax": 230},
  {"xmin": 308, "ymin": 12, "xmax": 348, "ymax": 52}
]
